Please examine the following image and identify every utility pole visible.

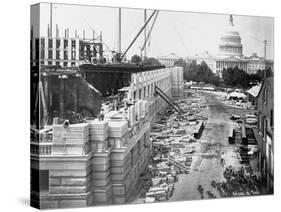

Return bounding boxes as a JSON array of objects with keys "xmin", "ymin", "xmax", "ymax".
[
  {"xmin": 50, "ymin": 3, "xmax": 53, "ymax": 37},
  {"xmin": 144, "ymin": 9, "xmax": 147, "ymax": 59},
  {"xmin": 264, "ymin": 40, "xmax": 267, "ymax": 61},
  {"xmin": 263, "ymin": 40, "xmax": 268, "ymax": 79},
  {"xmin": 118, "ymin": 8, "xmax": 122, "ymax": 55}
]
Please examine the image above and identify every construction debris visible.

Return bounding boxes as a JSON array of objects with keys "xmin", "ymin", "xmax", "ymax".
[{"xmin": 137, "ymin": 91, "xmax": 209, "ymax": 202}]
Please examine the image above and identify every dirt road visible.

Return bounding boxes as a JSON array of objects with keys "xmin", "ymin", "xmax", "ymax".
[{"xmin": 170, "ymin": 91, "xmax": 250, "ymax": 201}]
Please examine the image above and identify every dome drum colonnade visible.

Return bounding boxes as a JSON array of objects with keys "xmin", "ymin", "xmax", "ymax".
[{"xmin": 218, "ymin": 15, "xmax": 243, "ymax": 58}]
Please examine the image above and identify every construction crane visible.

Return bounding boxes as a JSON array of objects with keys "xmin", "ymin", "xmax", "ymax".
[
  {"xmin": 120, "ymin": 10, "xmax": 158, "ymax": 61},
  {"xmin": 141, "ymin": 10, "xmax": 159, "ymax": 59}
]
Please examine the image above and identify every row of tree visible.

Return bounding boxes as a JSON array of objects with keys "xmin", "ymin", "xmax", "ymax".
[
  {"xmin": 130, "ymin": 54, "xmax": 161, "ymax": 66},
  {"xmin": 222, "ymin": 67, "xmax": 273, "ymax": 88},
  {"xmin": 174, "ymin": 59, "xmax": 220, "ymax": 86},
  {"xmin": 130, "ymin": 56, "xmax": 273, "ymax": 89},
  {"xmin": 174, "ymin": 58, "xmax": 273, "ymax": 89}
]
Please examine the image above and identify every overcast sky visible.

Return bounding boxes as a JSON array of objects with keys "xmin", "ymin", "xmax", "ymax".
[{"xmin": 33, "ymin": 3, "xmax": 274, "ymax": 60}]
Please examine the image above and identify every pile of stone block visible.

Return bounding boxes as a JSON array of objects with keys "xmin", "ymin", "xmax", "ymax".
[
  {"xmin": 87, "ymin": 120, "xmax": 109, "ymax": 152},
  {"xmin": 42, "ymin": 123, "xmax": 92, "ymax": 208},
  {"xmin": 86, "ymin": 119, "xmax": 112, "ymax": 205},
  {"xmin": 110, "ymin": 150, "xmax": 132, "ymax": 204},
  {"xmin": 91, "ymin": 149, "xmax": 112, "ymax": 205},
  {"xmin": 127, "ymin": 105, "xmax": 136, "ymax": 127},
  {"xmin": 52, "ymin": 123, "xmax": 90, "ymax": 155},
  {"xmin": 108, "ymin": 120, "xmax": 128, "ymax": 148}
]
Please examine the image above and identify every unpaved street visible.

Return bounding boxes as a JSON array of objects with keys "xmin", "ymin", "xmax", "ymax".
[{"xmin": 170, "ymin": 91, "xmax": 251, "ymax": 201}]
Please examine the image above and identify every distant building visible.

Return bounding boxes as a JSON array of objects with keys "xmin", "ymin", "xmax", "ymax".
[
  {"xmin": 255, "ymin": 77, "xmax": 274, "ymax": 192},
  {"xmin": 30, "ymin": 25, "xmax": 104, "ymax": 67},
  {"xmin": 187, "ymin": 15, "xmax": 274, "ymax": 77},
  {"xmin": 157, "ymin": 53, "xmax": 182, "ymax": 67},
  {"xmin": 187, "ymin": 51, "xmax": 217, "ymax": 73},
  {"xmin": 245, "ymin": 53, "xmax": 274, "ymax": 74}
]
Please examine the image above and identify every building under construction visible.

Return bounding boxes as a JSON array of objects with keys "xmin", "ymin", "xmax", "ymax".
[
  {"xmin": 30, "ymin": 62, "xmax": 184, "ymax": 208},
  {"xmin": 30, "ymin": 4, "xmax": 186, "ymax": 208},
  {"xmin": 30, "ymin": 24, "xmax": 104, "ymax": 67}
]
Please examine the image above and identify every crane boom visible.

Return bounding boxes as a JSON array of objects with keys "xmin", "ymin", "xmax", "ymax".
[
  {"xmin": 141, "ymin": 10, "xmax": 159, "ymax": 51},
  {"xmin": 120, "ymin": 10, "xmax": 157, "ymax": 60}
]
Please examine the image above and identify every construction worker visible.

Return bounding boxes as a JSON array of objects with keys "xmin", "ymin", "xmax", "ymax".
[
  {"xmin": 221, "ymin": 152, "xmax": 225, "ymax": 167},
  {"xmin": 99, "ymin": 109, "xmax": 105, "ymax": 121}
]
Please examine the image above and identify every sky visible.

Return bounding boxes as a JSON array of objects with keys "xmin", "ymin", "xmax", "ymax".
[{"xmin": 32, "ymin": 2, "xmax": 274, "ymax": 60}]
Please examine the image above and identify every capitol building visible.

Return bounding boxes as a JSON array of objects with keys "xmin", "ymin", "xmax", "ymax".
[{"xmin": 187, "ymin": 15, "xmax": 273, "ymax": 77}]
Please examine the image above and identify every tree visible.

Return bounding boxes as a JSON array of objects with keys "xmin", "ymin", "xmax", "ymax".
[
  {"xmin": 131, "ymin": 55, "xmax": 141, "ymax": 64},
  {"xmin": 143, "ymin": 57, "xmax": 161, "ymax": 66},
  {"xmin": 174, "ymin": 59, "xmax": 220, "ymax": 86},
  {"xmin": 222, "ymin": 66, "xmax": 250, "ymax": 88},
  {"xmin": 174, "ymin": 58, "xmax": 188, "ymax": 69},
  {"xmin": 265, "ymin": 67, "xmax": 273, "ymax": 78}
]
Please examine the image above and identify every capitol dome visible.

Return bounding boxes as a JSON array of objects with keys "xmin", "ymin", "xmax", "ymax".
[{"xmin": 218, "ymin": 15, "xmax": 243, "ymax": 58}]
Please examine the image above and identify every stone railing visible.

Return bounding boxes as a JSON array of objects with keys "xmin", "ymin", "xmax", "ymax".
[{"xmin": 30, "ymin": 131, "xmax": 53, "ymax": 156}]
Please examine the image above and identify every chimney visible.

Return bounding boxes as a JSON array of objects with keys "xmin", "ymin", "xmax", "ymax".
[
  {"xmin": 83, "ymin": 30, "xmax": 85, "ymax": 40},
  {"xmin": 64, "ymin": 29, "xmax": 67, "ymax": 38},
  {"xmin": 75, "ymin": 30, "xmax": 77, "ymax": 38}
]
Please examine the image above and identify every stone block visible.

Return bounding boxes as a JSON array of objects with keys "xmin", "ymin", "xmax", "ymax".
[
  {"xmin": 91, "ymin": 154, "xmax": 110, "ymax": 165},
  {"xmin": 112, "ymin": 185, "xmax": 126, "ymax": 196},
  {"xmin": 90, "ymin": 142, "xmax": 108, "ymax": 152},
  {"xmin": 110, "ymin": 157, "xmax": 131, "ymax": 169},
  {"xmin": 53, "ymin": 123, "xmax": 89, "ymax": 139},
  {"xmin": 92, "ymin": 171, "xmax": 110, "ymax": 180},
  {"xmin": 49, "ymin": 169, "xmax": 89, "ymax": 177},
  {"xmin": 59, "ymin": 199, "xmax": 87, "ymax": 208},
  {"xmin": 92, "ymin": 163, "xmax": 110, "ymax": 172},
  {"xmin": 51, "ymin": 145, "xmax": 65, "ymax": 155},
  {"xmin": 49, "ymin": 177, "xmax": 61, "ymax": 186},
  {"xmin": 110, "ymin": 151, "xmax": 127, "ymax": 161},
  {"xmin": 53, "ymin": 136, "xmax": 89, "ymax": 145},
  {"xmin": 111, "ymin": 167, "xmax": 130, "ymax": 175},
  {"xmin": 49, "ymin": 186, "xmax": 88, "ymax": 194},
  {"xmin": 93, "ymin": 189, "xmax": 112, "ymax": 203},
  {"xmin": 61, "ymin": 177, "xmax": 88, "ymax": 186},
  {"xmin": 92, "ymin": 178, "xmax": 111, "ymax": 187},
  {"xmin": 108, "ymin": 136, "xmax": 128, "ymax": 148},
  {"xmin": 108, "ymin": 120, "xmax": 128, "ymax": 138},
  {"xmin": 40, "ymin": 160, "xmax": 90, "ymax": 170},
  {"xmin": 89, "ymin": 133, "xmax": 108, "ymax": 142},
  {"xmin": 111, "ymin": 174, "xmax": 128, "ymax": 182},
  {"xmin": 52, "ymin": 144, "xmax": 86, "ymax": 156},
  {"xmin": 112, "ymin": 196, "xmax": 126, "ymax": 204},
  {"xmin": 87, "ymin": 120, "xmax": 108, "ymax": 130},
  {"xmin": 62, "ymin": 131, "xmax": 89, "ymax": 139},
  {"xmin": 40, "ymin": 200, "xmax": 59, "ymax": 209}
]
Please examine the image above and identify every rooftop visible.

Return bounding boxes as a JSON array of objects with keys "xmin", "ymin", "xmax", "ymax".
[{"xmin": 247, "ymin": 84, "xmax": 262, "ymax": 97}]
